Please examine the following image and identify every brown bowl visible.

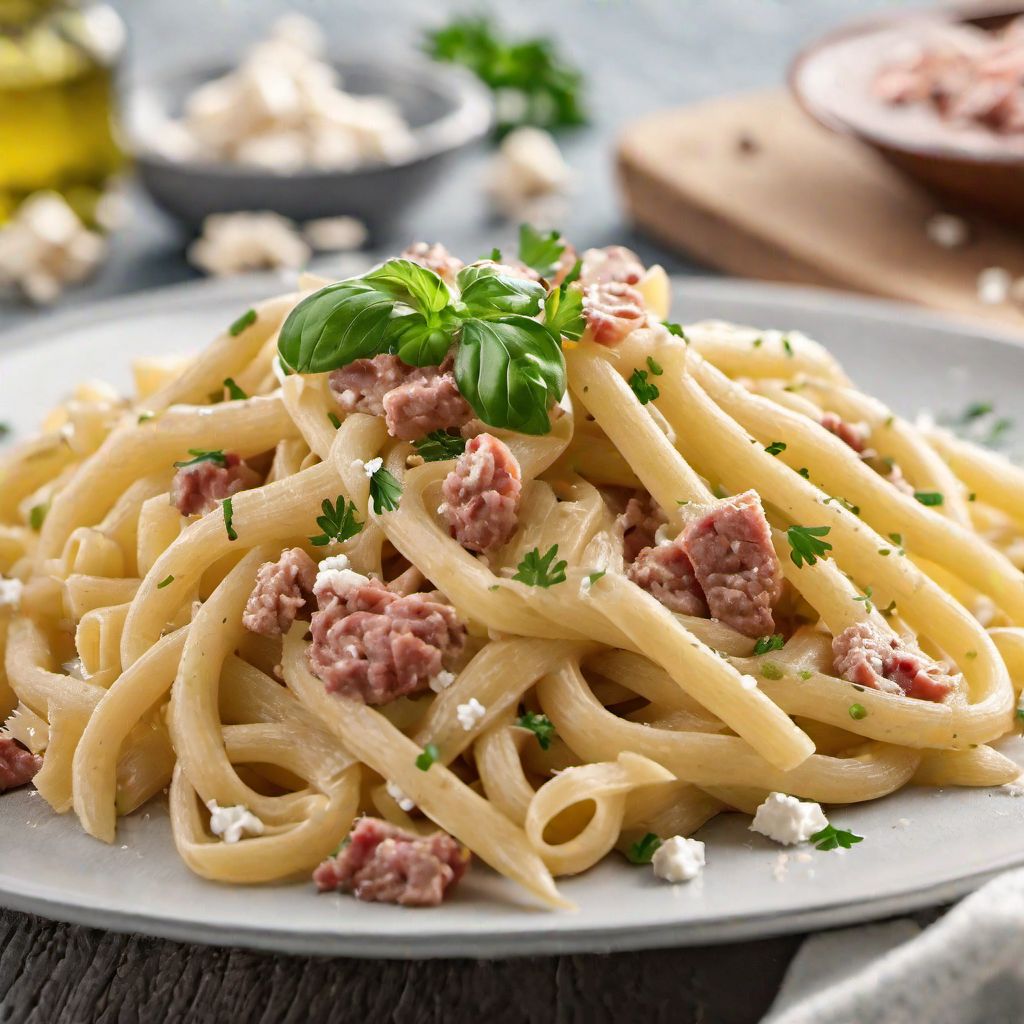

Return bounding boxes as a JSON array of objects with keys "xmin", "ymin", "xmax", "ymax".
[{"xmin": 789, "ymin": 1, "xmax": 1024, "ymax": 227}]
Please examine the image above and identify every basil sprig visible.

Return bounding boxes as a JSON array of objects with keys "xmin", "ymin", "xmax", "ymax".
[{"xmin": 277, "ymin": 255, "xmax": 570, "ymax": 436}]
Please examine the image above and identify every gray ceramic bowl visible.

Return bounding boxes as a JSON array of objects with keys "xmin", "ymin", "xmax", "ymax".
[{"xmin": 127, "ymin": 54, "xmax": 492, "ymax": 236}]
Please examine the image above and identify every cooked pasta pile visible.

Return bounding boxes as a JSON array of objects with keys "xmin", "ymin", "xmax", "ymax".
[{"xmin": 2, "ymin": 231, "xmax": 1022, "ymax": 910}]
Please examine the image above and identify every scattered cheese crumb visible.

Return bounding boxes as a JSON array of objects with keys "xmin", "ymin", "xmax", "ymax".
[
  {"xmin": 188, "ymin": 212, "xmax": 311, "ymax": 277},
  {"xmin": 456, "ymin": 697, "xmax": 486, "ymax": 731},
  {"xmin": 363, "ymin": 457, "xmax": 383, "ymax": 478},
  {"xmin": 206, "ymin": 800, "xmax": 264, "ymax": 843},
  {"xmin": 315, "ymin": 556, "xmax": 369, "ymax": 593},
  {"xmin": 485, "ymin": 126, "xmax": 572, "ymax": 218},
  {"xmin": 385, "ymin": 781, "xmax": 416, "ymax": 812},
  {"xmin": 925, "ymin": 212, "xmax": 969, "ymax": 249},
  {"xmin": 895, "ymin": 817, "xmax": 911, "ymax": 828},
  {"xmin": 317, "ymin": 554, "xmax": 350, "ymax": 574},
  {"xmin": 652, "ymin": 835, "xmax": 705, "ymax": 883},
  {"xmin": 739, "ymin": 673, "xmax": 758, "ymax": 691},
  {"xmin": 977, "ymin": 266, "xmax": 1011, "ymax": 305},
  {"xmin": 429, "ymin": 669, "xmax": 456, "ymax": 693},
  {"xmin": 750, "ymin": 792, "xmax": 828, "ymax": 845},
  {"xmin": 0, "ymin": 578, "xmax": 23, "ymax": 610}
]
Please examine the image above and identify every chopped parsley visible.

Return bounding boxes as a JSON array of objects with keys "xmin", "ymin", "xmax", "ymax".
[
  {"xmin": 222, "ymin": 498, "xmax": 237, "ymax": 541},
  {"xmin": 823, "ymin": 494, "xmax": 860, "ymax": 516},
  {"xmin": 848, "ymin": 703, "xmax": 867, "ymax": 721},
  {"xmin": 516, "ymin": 711, "xmax": 556, "ymax": 750},
  {"xmin": 764, "ymin": 440, "xmax": 787, "ymax": 456},
  {"xmin": 914, "ymin": 491, "xmax": 944, "ymax": 507},
  {"xmin": 628, "ymin": 368, "xmax": 660, "ymax": 405},
  {"xmin": 0, "ymin": 423, "xmax": 9, "ymax": 439},
  {"xmin": 229, "ymin": 308, "xmax": 257, "ymax": 336},
  {"xmin": 156, "ymin": 575, "xmax": 175, "ymax": 590},
  {"xmin": 662, "ymin": 321, "xmax": 687, "ymax": 342},
  {"xmin": 369, "ymin": 466, "xmax": 402, "ymax": 514},
  {"xmin": 887, "ymin": 533, "xmax": 906, "ymax": 555},
  {"xmin": 798, "ymin": 669, "xmax": 813, "ymax": 680},
  {"xmin": 28, "ymin": 501, "xmax": 49, "ymax": 531},
  {"xmin": 328, "ymin": 412, "xmax": 342, "ymax": 430},
  {"xmin": 760, "ymin": 662, "xmax": 784, "ymax": 680},
  {"xmin": 942, "ymin": 401, "xmax": 1015, "ymax": 449},
  {"xmin": 798, "ymin": 467, "xmax": 810, "ymax": 479},
  {"xmin": 137, "ymin": 411, "xmax": 155, "ymax": 424},
  {"xmin": 646, "ymin": 355, "xmax": 664, "ymax": 376},
  {"xmin": 309, "ymin": 495, "xmax": 363, "ymax": 546},
  {"xmin": 853, "ymin": 586, "xmax": 875, "ymax": 614},
  {"xmin": 586, "ymin": 570, "xmax": 606, "ymax": 586},
  {"xmin": 413, "ymin": 430, "xmax": 467, "ymax": 462},
  {"xmin": 786, "ymin": 525, "xmax": 832, "ymax": 567},
  {"xmin": 174, "ymin": 448, "xmax": 227, "ymax": 469},
  {"xmin": 752, "ymin": 337, "xmax": 763, "ymax": 348},
  {"xmin": 753, "ymin": 634, "xmax": 785, "ymax": 655},
  {"xmin": 1017, "ymin": 707, "xmax": 1024, "ymax": 727},
  {"xmin": 223, "ymin": 377, "xmax": 248, "ymax": 401},
  {"xmin": 514, "ymin": 544, "xmax": 567, "ymax": 587},
  {"xmin": 782, "ymin": 336, "xmax": 794, "ymax": 357},
  {"xmin": 810, "ymin": 824, "xmax": 863, "ymax": 852},
  {"xmin": 415, "ymin": 743, "xmax": 440, "ymax": 771},
  {"xmin": 626, "ymin": 833, "xmax": 662, "ymax": 865}
]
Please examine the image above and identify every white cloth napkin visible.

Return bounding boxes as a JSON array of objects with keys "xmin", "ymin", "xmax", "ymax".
[{"xmin": 764, "ymin": 867, "xmax": 1024, "ymax": 1024}]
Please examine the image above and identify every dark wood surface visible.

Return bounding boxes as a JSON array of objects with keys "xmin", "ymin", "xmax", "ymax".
[{"xmin": 0, "ymin": 909, "xmax": 803, "ymax": 1024}]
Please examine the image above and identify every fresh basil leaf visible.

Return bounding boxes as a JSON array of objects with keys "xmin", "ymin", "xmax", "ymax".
[
  {"xmin": 278, "ymin": 279, "xmax": 397, "ymax": 373},
  {"xmin": 543, "ymin": 283, "xmax": 584, "ymax": 340},
  {"xmin": 518, "ymin": 224, "xmax": 565, "ymax": 278},
  {"xmin": 364, "ymin": 258, "xmax": 451, "ymax": 314},
  {"xmin": 455, "ymin": 316, "xmax": 565, "ymax": 435},
  {"xmin": 384, "ymin": 312, "xmax": 454, "ymax": 367},
  {"xmin": 457, "ymin": 266, "xmax": 546, "ymax": 317}
]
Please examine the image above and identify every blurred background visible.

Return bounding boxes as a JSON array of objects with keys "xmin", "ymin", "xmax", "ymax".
[{"xmin": 7, "ymin": 0, "xmax": 1024, "ymax": 331}]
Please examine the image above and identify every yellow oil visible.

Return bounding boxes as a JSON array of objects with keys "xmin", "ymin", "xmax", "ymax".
[{"xmin": 0, "ymin": 2, "xmax": 122, "ymax": 223}]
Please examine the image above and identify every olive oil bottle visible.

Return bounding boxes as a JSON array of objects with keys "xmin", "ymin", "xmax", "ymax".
[{"xmin": 0, "ymin": 0, "xmax": 123, "ymax": 224}]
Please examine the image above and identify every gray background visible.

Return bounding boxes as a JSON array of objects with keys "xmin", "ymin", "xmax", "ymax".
[{"xmin": 1, "ymin": 2, "xmax": 931, "ymax": 1022}]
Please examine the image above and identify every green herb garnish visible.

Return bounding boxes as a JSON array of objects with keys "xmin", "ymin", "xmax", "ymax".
[
  {"xmin": 309, "ymin": 496, "xmax": 363, "ymax": 547},
  {"xmin": 628, "ymin": 368, "xmax": 660, "ymax": 405},
  {"xmin": 413, "ymin": 430, "xmax": 467, "ymax": 462},
  {"xmin": 760, "ymin": 662, "xmax": 785, "ymax": 681},
  {"xmin": 223, "ymin": 377, "xmax": 247, "ymax": 401},
  {"xmin": 222, "ymin": 498, "xmax": 237, "ymax": 541},
  {"xmin": 415, "ymin": 743, "xmax": 440, "ymax": 771},
  {"xmin": 782, "ymin": 336, "xmax": 794, "ymax": 357},
  {"xmin": 328, "ymin": 412, "xmax": 342, "ymax": 429},
  {"xmin": 626, "ymin": 833, "xmax": 662, "ymax": 865},
  {"xmin": 914, "ymin": 491, "xmax": 944, "ymax": 507},
  {"xmin": 157, "ymin": 575, "xmax": 174, "ymax": 590},
  {"xmin": 516, "ymin": 711, "xmax": 556, "ymax": 750},
  {"xmin": 849, "ymin": 703, "xmax": 867, "ymax": 721},
  {"xmin": 786, "ymin": 525, "xmax": 832, "ymax": 567},
  {"xmin": 753, "ymin": 634, "xmax": 785, "ymax": 655},
  {"xmin": 229, "ymin": 309, "xmax": 257, "ymax": 336},
  {"xmin": 646, "ymin": 356, "xmax": 664, "ymax": 376},
  {"xmin": 28, "ymin": 501, "xmax": 49, "ymax": 531},
  {"xmin": 369, "ymin": 466, "xmax": 402, "ymax": 514},
  {"xmin": 764, "ymin": 441, "xmax": 787, "ymax": 456},
  {"xmin": 663, "ymin": 321, "xmax": 687, "ymax": 341},
  {"xmin": 853, "ymin": 586, "xmax": 874, "ymax": 614},
  {"xmin": 517, "ymin": 224, "xmax": 566, "ymax": 279},
  {"xmin": 174, "ymin": 449, "xmax": 227, "ymax": 469},
  {"xmin": 810, "ymin": 824, "xmax": 864, "ymax": 852},
  {"xmin": 543, "ymin": 278, "xmax": 584, "ymax": 340},
  {"xmin": 514, "ymin": 545, "xmax": 567, "ymax": 587}
]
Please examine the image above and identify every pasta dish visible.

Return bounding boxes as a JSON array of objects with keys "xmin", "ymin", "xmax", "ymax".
[{"xmin": 2, "ymin": 229, "xmax": 1022, "ymax": 910}]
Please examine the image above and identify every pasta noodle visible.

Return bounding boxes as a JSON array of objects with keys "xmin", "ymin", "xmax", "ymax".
[{"xmin": 2, "ymin": 236, "xmax": 1021, "ymax": 911}]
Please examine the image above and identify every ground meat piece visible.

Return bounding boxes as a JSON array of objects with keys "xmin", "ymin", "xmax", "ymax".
[
  {"xmin": 309, "ymin": 574, "xmax": 465, "ymax": 704},
  {"xmin": 314, "ymin": 817, "xmax": 470, "ymax": 906},
  {"xmin": 832, "ymin": 622, "xmax": 955, "ymax": 702},
  {"xmin": 328, "ymin": 354, "xmax": 430, "ymax": 417},
  {"xmin": 382, "ymin": 368, "xmax": 473, "ymax": 441},
  {"xmin": 618, "ymin": 493, "xmax": 668, "ymax": 563},
  {"xmin": 579, "ymin": 245, "xmax": 646, "ymax": 286},
  {"xmin": 440, "ymin": 434, "xmax": 522, "ymax": 553},
  {"xmin": 582, "ymin": 281, "xmax": 648, "ymax": 346},
  {"xmin": 242, "ymin": 547, "xmax": 318, "ymax": 636},
  {"xmin": 681, "ymin": 491, "xmax": 783, "ymax": 638},
  {"xmin": 400, "ymin": 241, "xmax": 464, "ymax": 285},
  {"xmin": 626, "ymin": 542, "xmax": 708, "ymax": 617},
  {"xmin": 0, "ymin": 736, "xmax": 42, "ymax": 792},
  {"xmin": 170, "ymin": 453, "xmax": 259, "ymax": 517},
  {"xmin": 820, "ymin": 412, "xmax": 869, "ymax": 454}
]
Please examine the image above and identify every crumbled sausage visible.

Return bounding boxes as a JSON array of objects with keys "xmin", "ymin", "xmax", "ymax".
[
  {"xmin": 618, "ymin": 493, "xmax": 668, "ymax": 563},
  {"xmin": 329, "ymin": 354, "xmax": 429, "ymax": 417},
  {"xmin": 314, "ymin": 816, "xmax": 470, "ymax": 906},
  {"xmin": 626, "ymin": 542, "xmax": 708, "ymax": 617},
  {"xmin": 242, "ymin": 547, "xmax": 318, "ymax": 636},
  {"xmin": 440, "ymin": 434, "xmax": 522, "ymax": 553},
  {"xmin": 0, "ymin": 736, "xmax": 42, "ymax": 792},
  {"xmin": 170, "ymin": 453, "xmax": 259, "ymax": 516},
  {"xmin": 382, "ymin": 366, "xmax": 473, "ymax": 441}
]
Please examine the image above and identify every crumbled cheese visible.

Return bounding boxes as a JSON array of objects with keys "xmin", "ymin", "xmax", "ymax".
[
  {"xmin": 894, "ymin": 817, "xmax": 911, "ymax": 828},
  {"xmin": 206, "ymin": 800, "xmax": 264, "ymax": 843},
  {"xmin": 304, "ymin": 215, "xmax": 368, "ymax": 253},
  {"xmin": 750, "ymin": 792, "xmax": 828, "ymax": 845},
  {"xmin": 188, "ymin": 212, "xmax": 311, "ymax": 277},
  {"xmin": 925, "ymin": 212, "xmax": 969, "ymax": 249},
  {"xmin": 651, "ymin": 835, "xmax": 705, "ymax": 883},
  {"xmin": 0, "ymin": 578, "xmax": 23, "ymax": 610},
  {"xmin": 977, "ymin": 266, "xmax": 1012, "ymax": 305},
  {"xmin": 317, "ymin": 554, "xmax": 350, "ymax": 574},
  {"xmin": 456, "ymin": 697, "xmax": 486, "ymax": 731},
  {"xmin": 485, "ymin": 126, "xmax": 572, "ymax": 218},
  {"xmin": 363, "ymin": 457, "xmax": 383, "ymax": 478},
  {"xmin": 385, "ymin": 781, "xmax": 416, "ymax": 812},
  {"xmin": 0, "ymin": 191, "xmax": 106, "ymax": 305},
  {"xmin": 429, "ymin": 669, "xmax": 456, "ymax": 693},
  {"xmin": 315, "ymin": 560, "xmax": 369, "ymax": 593},
  {"xmin": 739, "ymin": 673, "xmax": 758, "ymax": 691}
]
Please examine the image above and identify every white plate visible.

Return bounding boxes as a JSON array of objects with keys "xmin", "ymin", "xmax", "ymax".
[{"xmin": 2, "ymin": 276, "xmax": 1023, "ymax": 959}]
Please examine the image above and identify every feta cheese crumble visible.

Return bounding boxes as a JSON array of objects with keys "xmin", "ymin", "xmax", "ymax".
[
  {"xmin": 385, "ymin": 781, "xmax": 416, "ymax": 812},
  {"xmin": 456, "ymin": 698, "xmax": 486, "ymax": 731},
  {"xmin": 429, "ymin": 669, "xmax": 456, "ymax": 693},
  {"xmin": 314, "ymin": 555, "xmax": 368, "ymax": 593},
  {"xmin": 750, "ymin": 792, "xmax": 828, "ymax": 845},
  {"xmin": 0, "ymin": 578, "xmax": 23, "ymax": 610},
  {"xmin": 206, "ymin": 800, "xmax": 265, "ymax": 843},
  {"xmin": 739, "ymin": 673, "xmax": 758, "ymax": 691},
  {"xmin": 363, "ymin": 457, "xmax": 383, "ymax": 478},
  {"xmin": 651, "ymin": 836, "xmax": 705, "ymax": 883}
]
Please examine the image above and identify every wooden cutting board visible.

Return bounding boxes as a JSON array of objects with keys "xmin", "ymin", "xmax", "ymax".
[{"xmin": 618, "ymin": 89, "xmax": 1024, "ymax": 332}]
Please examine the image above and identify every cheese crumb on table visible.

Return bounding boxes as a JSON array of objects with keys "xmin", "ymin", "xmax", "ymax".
[
  {"xmin": 750, "ymin": 792, "xmax": 828, "ymax": 845},
  {"xmin": 206, "ymin": 800, "xmax": 265, "ymax": 843},
  {"xmin": 651, "ymin": 836, "xmax": 705, "ymax": 883}
]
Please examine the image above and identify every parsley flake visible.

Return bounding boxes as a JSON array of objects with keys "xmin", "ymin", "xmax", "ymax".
[
  {"xmin": 586, "ymin": 570, "xmax": 606, "ymax": 585},
  {"xmin": 328, "ymin": 412, "xmax": 342, "ymax": 430},
  {"xmin": 415, "ymin": 743, "xmax": 440, "ymax": 771},
  {"xmin": 782, "ymin": 336, "xmax": 794, "ymax": 357},
  {"xmin": 628, "ymin": 368, "xmax": 660, "ymax": 405},
  {"xmin": 28, "ymin": 501, "xmax": 49, "ymax": 531},
  {"xmin": 157, "ymin": 575, "xmax": 175, "ymax": 590},
  {"xmin": 137, "ymin": 411, "xmax": 155, "ymax": 424},
  {"xmin": 798, "ymin": 669, "xmax": 813, "ymax": 680},
  {"xmin": 626, "ymin": 833, "xmax": 662, "ymax": 865},
  {"xmin": 222, "ymin": 498, "xmax": 237, "ymax": 541},
  {"xmin": 914, "ymin": 491, "xmax": 944, "ymax": 507},
  {"xmin": 810, "ymin": 824, "xmax": 864, "ymax": 852},
  {"xmin": 309, "ymin": 496, "xmax": 363, "ymax": 546},
  {"xmin": 413, "ymin": 430, "xmax": 467, "ymax": 462},
  {"xmin": 223, "ymin": 377, "xmax": 248, "ymax": 401},
  {"xmin": 229, "ymin": 308, "xmax": 257, "ymax": 336},
  {"xmin": 760, "ymin": 662, "xmax": 784, "ymax": 680},
  {"xmin": 849, "ymin": 703, "xmax": 867, "ymax": 721},
  {"xmin": 516, "ymin": 711, "xmax": 556, "ymax": 750},
  {"xmin": 514, "ymin": 544, "xmax": 567, "ymax": 587},
  {"xmin": 662, "ymin": 321, "xmax": 687, "ymax": 342},
  {"xmin": 0, "ymin": 423, "xmax": 9, "ymax": 439},
  {"xmin": 798, "ymin": 467, "xmax": 810, "ymax": 479},
  {"xmin": 786, "ymin": 525, "xmax": 832, "ymax": 567},
  {"xmin": 887, "ymin": 533, "xmax": 906, "ymax": 555},
  {"xmin": 753, "ymin": 634, "xmax": 785, "ymax": 655},
  {"xmin": 764, "ymin": 441, "xmax": 787, "ymax": 456},
  {"xmin": 174, "ymin": 449, "xmax": 227, "ymax": 469},
  {"xmin": 646, "ymin": 355, "xmax": 664, "ymax": 376},
  {"xmin": 369, "ymin": 465, "xmax": 402, "ymax": 514},
  {"xmin": 854, "ymin": 586, "xmax": 875, "ymax": 614}
]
